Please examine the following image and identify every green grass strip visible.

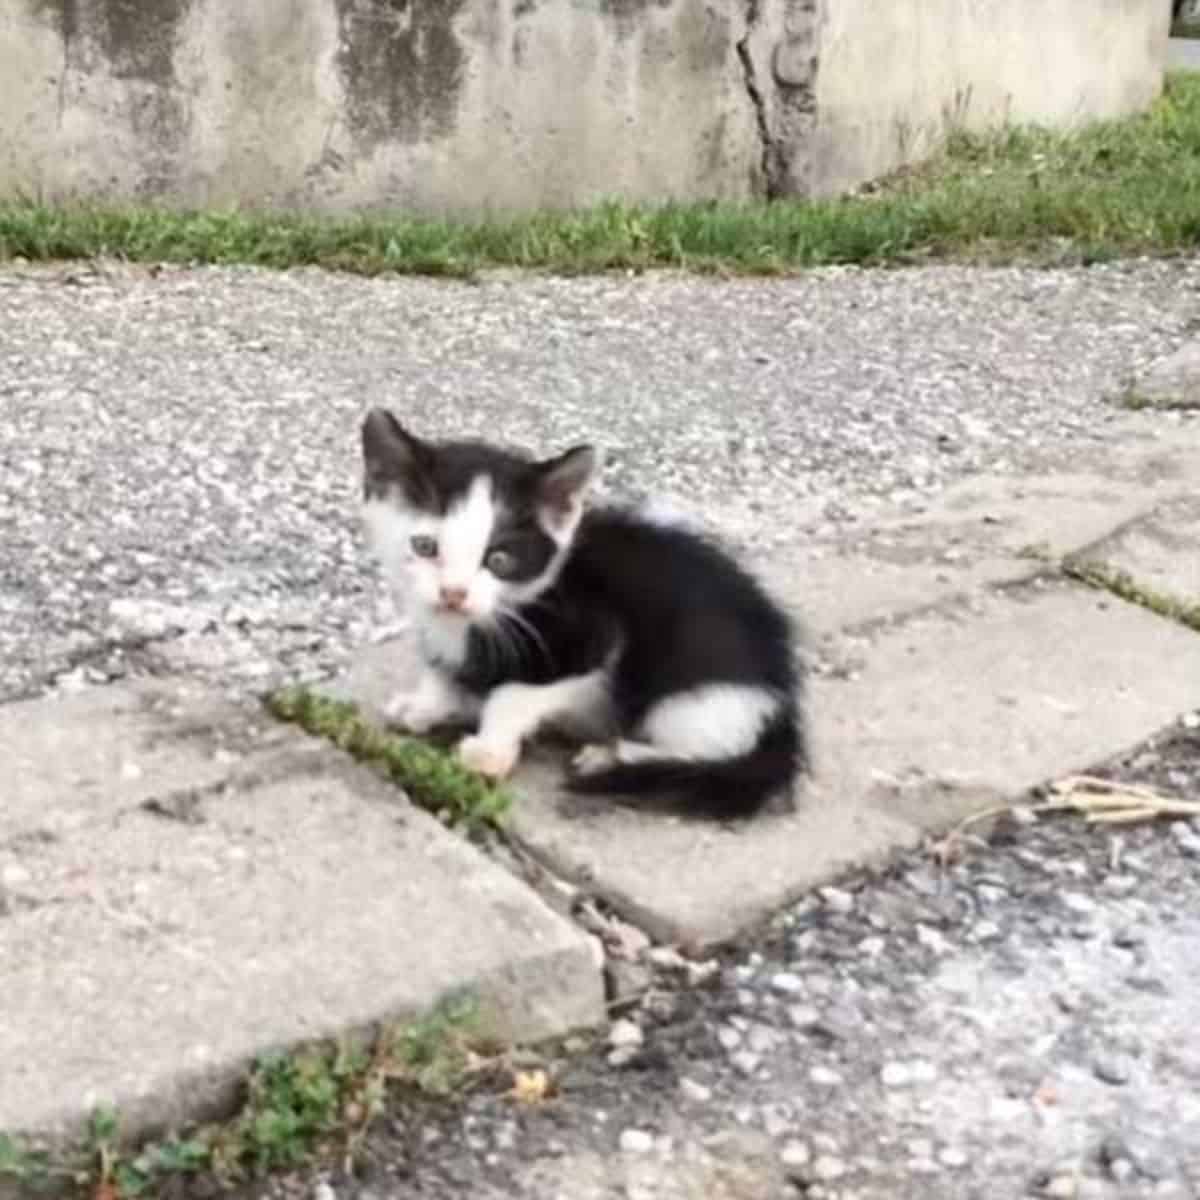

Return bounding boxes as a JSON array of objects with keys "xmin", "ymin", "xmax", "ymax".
[
  {"xmin": 1064, "ymin": 558, "xmax": 1200, "ymax": 634},
  {"xmin": 3, "ymin": 72, "xmax": 1200, "ymax": 277},
  {"xmin": 267, "ymin": 685, "xmax": 510, "ymax": 833}
]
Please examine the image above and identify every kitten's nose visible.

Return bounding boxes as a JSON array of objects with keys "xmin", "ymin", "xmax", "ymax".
[{"xmin": 439, "ymin": 585, "xmax": 468, "ymax": 611}]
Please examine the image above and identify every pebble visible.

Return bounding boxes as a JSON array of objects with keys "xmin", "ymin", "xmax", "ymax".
[
  {"xmin": 1093, "ymin": 1054, "xmax": 1132, "ymax": 1086},
  {"xmin": 1041, "ymin": 1175, "xmax": 1079, "ymax": 1198},
  {"xmin": 608, "ymin": 1019, "xmax": 643, "ymax": 1050},
  {"xmin": 312, "ymin": 1183, "xmax": 337, "ymax": 1200},
  {"xmin": 781, "ymin": 1140, "xmax": 811, "ymax": 1169},
  {"xmin": 788, "ymin": 1004, "xmax": 822, "ymax": 1030},
  {"xmin": 819, "ymin": 886, "xmax": 855, "ymax": 914},
  {"xmin": 939, "ymin": 1147, "xmax": 969, "ymax": 1169},
  {"xmin": 619, "ymin": 1129, "xmax": 655, "ymax": 1155},
  {"xmin": 771, "ymin": 971, "xmax": 805, "ymax": 995},
  {"xmin": 730, "ymin": 1050, "xmax": 762, "ymax": 1077},
  {"xmin": 812, "ymin": 1155, "xmax": 848, "ymax": 1181},
  {"xmin": 810, "ymin": 1066, "xmax": 843, "ymax": 1086},
  {"xmin": 678, "ymin": 1077, "xmax": 712, "ymax": 1104},
  {"xmin": 717, "ymin": 1025, "xmax": 742, "ymax": 1051},
  {"xmin": 1169, "ymin": 822, "xmax": 1200, "ymax": 857}
]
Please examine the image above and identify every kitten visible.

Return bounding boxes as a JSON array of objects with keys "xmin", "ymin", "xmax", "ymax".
[{"xmin": 361, "ymin": 408, "xmax": 806, "ymax": 818}]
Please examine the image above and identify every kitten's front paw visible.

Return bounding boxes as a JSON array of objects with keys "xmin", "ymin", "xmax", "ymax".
[
  {"xmin": 458, "ymin": 735, "xmax": 520, "ymax": 781},
  {"xmin": 571, "ymin": 743, "xmax": 618, "ymax": 776},
  {"xmin": 384, "ymin": 692, "xmax": 444, "ymax": 735}
]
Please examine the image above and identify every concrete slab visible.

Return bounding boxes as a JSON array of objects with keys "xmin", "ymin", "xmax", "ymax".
[
  {"xmin": 0, "ymin": 681, "xmax": 603, "ymax": 1144},
  {"xmin": 332, "ymin": 580, "xmax": 1200, "ymax": 949},
  {"xmin": 1128, "ymin": 338, "xmax": 1200, "ymax": 410},
  {"xmin": 1081, "ymin": 495, "xmax": 1200, "ymax": 610},
  {"xmin": 768, "ymin": 470, "xmax": 1164, "ymax": 638}
]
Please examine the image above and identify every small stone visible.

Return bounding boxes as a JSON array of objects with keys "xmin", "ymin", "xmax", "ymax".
[
  {"xmin": 881, "ymin": 1062, "xmax": 911, "ymax": 1087},
  {"xmin": 788, "ymin": 1004, "xmax": 821, "ymax": 1030},
  {"xmin": 607, "ymin": 1019, "xmax": 643, "ymax": 1051},
  {"xmin": 620, "ymin": 1129, "xmax": 655, "ymax": 1154},
  {"xmin": 771, "ymin": 971, "xmax": 805, "ymax": 995},
  {"xmin": 916, "ymin": 925, "xmax": 952, "ymax": 955},
  {"xmin": 939, "ymin": 1147, "xmax": 969, "ymax": 1169},
  {"xmin": 731, "ymin": 1050, "xmax": 762, "ymax": 1077},
  {"xmin": 1169, "ymin": 822, "xmax": 1200, "ymax": 857},
  {"xmin": 761, "ymin": 1103, "xmax": 793, "ymax": 1138},
  {"xmin": 1041, "ymin": 1175, "xmax": 1078, "ymax": 1198},
  {"xmin": 812, "ymin": 1155, "xmax": 848, "ymax": 1181},
  {"xmin": 747, "ymin": 1024, "xmax": 779, "ymax": 1054},
  {"xmin": 313, "ymin": 1183, "xmax": 337, "ymax": 1200},
  {"xmin": 974, "ymin": 920, "xmax": 1002, "ymax": 942},
  {"xmin": 717, "ymin": 1025, "xmax": 742, "ymax": 1051},
  {"xmin": 907, "ymin": 1139, "xmax": 934, "ymax": 1160},
  {"xmin": 819, "ymin": 886, "xmax": 855, "ymax": 914},
  {"xmin": 1108, "ymin": 1158, "xmax": 1136, "ymax": 1185},
  {"xmin": 1061, "ymin": 892, "xmax": 1097, "ymax": 916},
  {"xmin": 679, "ymin": 1077, "xmax": 712, "ymax": 1104},
  {"xmin": 1182, "ymin": 711, "xmax": 1199, "ymax": 729},
  {"xmin": 780, "ymin": 1140, "xmax": 811, "ymax": 1169},
  {"xmin": 1093, "ymin": 1054, "xmax": 1132, "ymax": 1086},
  {"xmin": 1112, "ymin": 926, "xmax": 1144, "ymax": 949},
  {"xmin": 810, "ymin": 1066, "xmax": 842, "ymax": 1086},
  {"xmin": 1103, "ymin": 875, "xmax": 1138, "ymax": 896}
]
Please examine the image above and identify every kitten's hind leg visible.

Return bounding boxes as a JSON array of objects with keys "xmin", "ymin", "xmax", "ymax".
[
  {"xmin": 459, "ymin": 671, "xmax": 610, "ymax": 781},
  {"xmin": 571, "ymin": 739, "xmax": 672, "ymax": 776}
]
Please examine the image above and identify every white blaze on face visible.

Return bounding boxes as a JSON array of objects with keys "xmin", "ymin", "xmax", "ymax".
[
  {"xmin": 362, "ymin": 474, "xmax": 504, "ymax": 623},
  {"xmin": 438, "ymin": 475, "xmax": 498, "ymax": 613}
]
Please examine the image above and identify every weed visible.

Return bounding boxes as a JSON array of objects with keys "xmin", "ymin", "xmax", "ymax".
[
  {"xmin": 11, "ymin": 996, "xmax": 484, "ymax": 1197},
  {"xmin": 2, "ymin": 74, "xmax": 1200, "ymax": 276},
  {"xmin": 266, "ymin": 686, "xmax": 510, "ymax": 833},
  {"xmin": 1063, "ymin": 558, "xmax": 1200, "ymax": 634}
]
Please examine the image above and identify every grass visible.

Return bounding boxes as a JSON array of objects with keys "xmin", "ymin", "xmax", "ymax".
[
  {"xmin": 1116, "ymin": 385, "xmax": 1200, "ymax": 411},
  {"xmin": 2, "ymin": 72, "xmax": 1200, "ymax": 277},
  {"xmin": 266, "ymin": 686, "xmax": 511, "ymax": 833},
  {"xmin": 1063, "ymin": 557, "xmax": 1200, "ymax": 634},
  {"xmin": 1, "ymin": 996, "xmax": 483, "ymax": 1198}
]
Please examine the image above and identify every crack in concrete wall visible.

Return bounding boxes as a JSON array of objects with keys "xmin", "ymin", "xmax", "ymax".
[
  {"xmin": 736, "ymin": 0, "xmax": 819, "ymax": 199},
  {"xmin": 735, "ymin": 0, "xmax": 777, "ymax": 198}
]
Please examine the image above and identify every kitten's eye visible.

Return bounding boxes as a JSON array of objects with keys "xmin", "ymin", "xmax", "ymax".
[
  {"xmin": 410, "ymin": 535, "xmax": 438, "ymax": 559},
  {"xmin": 485, "ymin": 548, "xmax": 520, "ymax": 579}
]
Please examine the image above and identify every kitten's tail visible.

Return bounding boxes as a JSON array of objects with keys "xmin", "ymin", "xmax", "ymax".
[{"xmin": 565, "ymin": 707, "xmax": 806, "ymax": 819}]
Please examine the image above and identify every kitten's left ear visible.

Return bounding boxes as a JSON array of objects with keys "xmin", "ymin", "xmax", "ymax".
[{"xmin": 535, "ymin": 445, "xmax": 599, "ymax": 526}]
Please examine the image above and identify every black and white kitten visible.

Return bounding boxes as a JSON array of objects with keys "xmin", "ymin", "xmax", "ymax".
[{"xmin": 361, "ymin": 408, "xmax": 806, "ymax": 818}]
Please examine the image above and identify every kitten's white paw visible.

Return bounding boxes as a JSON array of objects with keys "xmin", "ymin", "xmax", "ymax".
[
  {"xmin": 458, "ymin": 735, "xmax": 520, "ymax": 780},
  {"xmin": 383, "ymin": 692, "xmax": 444, "ymax": 734},
  {"xmin": 572, "ymin": 742, "xmax": 618, "ymax": 775}
]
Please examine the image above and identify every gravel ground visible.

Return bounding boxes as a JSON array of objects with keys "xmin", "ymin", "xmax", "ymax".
[
  {"xmin": 3, "ymin": 257, "xmax": 1199, "ymax": 1199},
  {"xmin": 219, "ymin": 719, "xmax": 1200, "ymax": 1200},
  {"xmin": 2, "ymin": 257, "xmax": 1200, "ymax": 702}
]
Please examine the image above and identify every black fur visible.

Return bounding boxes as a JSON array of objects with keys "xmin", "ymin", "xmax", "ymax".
[{"xmin": 363, "ymin": 412, "xmax": 807, "ymax": 818}]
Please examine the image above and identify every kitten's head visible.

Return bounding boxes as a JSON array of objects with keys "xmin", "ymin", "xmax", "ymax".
[{"xmin": 361, "ymin": 408, "xmax": 597, "ymax": 624}]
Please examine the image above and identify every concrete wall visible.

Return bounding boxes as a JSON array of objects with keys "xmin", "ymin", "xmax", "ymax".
[
  {"xmin": 0, "ymin": 0, "xmax": 1170, "ymax": 214},
  {"xmin": 807, "ymin": 0, "xmax": 1172, "ymax": 197},
  {"xmin": 0, "ymin": 0, "xmax": 762, "ymax": 213}
]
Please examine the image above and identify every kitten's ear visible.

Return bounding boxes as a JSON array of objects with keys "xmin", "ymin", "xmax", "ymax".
[
  {"xmin": 361, "ymin": 408, "xmax": 433, "ymax": 506},
  {"xmin": 535, "ymin": 444, "xmax": 599, "ymax": 528}
]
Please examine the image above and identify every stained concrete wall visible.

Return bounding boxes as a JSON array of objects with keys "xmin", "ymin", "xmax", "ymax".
[
  {"xmin": 0, "ymin": 0, "xmax": 1170, "ymax": 213},
  {"xmin": 806, "ymin": 0, "xmax": 1172, "ymax": 197}
]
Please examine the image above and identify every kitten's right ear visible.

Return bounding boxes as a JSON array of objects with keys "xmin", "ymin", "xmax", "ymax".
[{"xmin": 361, "ymin": 408, "xmax": 433, "ymax": 506}]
